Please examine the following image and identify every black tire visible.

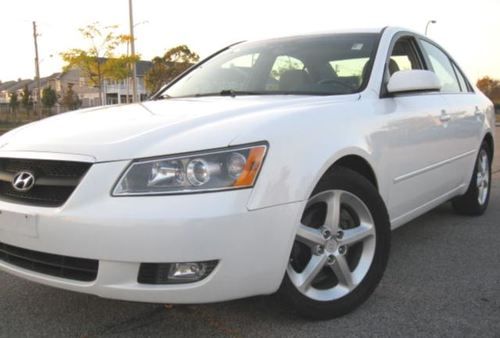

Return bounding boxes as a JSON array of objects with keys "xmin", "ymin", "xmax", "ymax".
[
  {"xmin": 452, "ymin": 142, "xmax": 492, "ymax": 216},
  {"xmin": 279, "ymin": 166, "xmax": 390, "ymax": 320}
]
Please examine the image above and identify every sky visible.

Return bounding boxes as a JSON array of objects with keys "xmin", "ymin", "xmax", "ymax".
[{"xmin": 1, "ymin": 0, "xmax": 499, "ymax": 84}]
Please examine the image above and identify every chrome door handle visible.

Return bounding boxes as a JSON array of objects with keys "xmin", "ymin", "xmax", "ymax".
[{"xmin": 440, "ymin": 110, "xmax": 451, "ymax": 122}]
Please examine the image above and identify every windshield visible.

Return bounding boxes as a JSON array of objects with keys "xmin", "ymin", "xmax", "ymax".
[{"xmin": 159, "ymin": 33, "xmax": 379, "ymax": 98}]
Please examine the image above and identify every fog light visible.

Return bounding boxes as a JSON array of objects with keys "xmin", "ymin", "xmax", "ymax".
[
  {"xmin": 138, "ymin": 260, "xmax": 218, "ymax": 284},
  {"xmin": 168, "ymin": 262, "xmax": 206, "ymax": 281}
]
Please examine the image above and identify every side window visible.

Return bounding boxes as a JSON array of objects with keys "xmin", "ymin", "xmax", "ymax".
[
  {"xmin": 452, "ymin": 62, "xmax": 471, "ymax": 93},
  {"xmin": 388, "ymin": 38, "xmax": 423, "ymax": 76},
  {"xmin": 420, "ymin": 40, "xmax": 461, "ymax": 93}
]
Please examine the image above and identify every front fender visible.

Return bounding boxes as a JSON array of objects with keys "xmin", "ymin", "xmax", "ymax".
[{"xmin": 230, "ymin": 102, "xmax": 380, "ymax": 210}]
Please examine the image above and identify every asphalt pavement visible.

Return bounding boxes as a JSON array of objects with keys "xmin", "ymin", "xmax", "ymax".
[{"xmin": 1, "ymin": 130, "xmax": 499, "ymax": 337}]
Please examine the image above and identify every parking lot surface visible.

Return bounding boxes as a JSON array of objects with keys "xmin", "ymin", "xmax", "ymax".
[{"xmin": 1, "ymin": 129, "xmax": 499, "ymax": 337}]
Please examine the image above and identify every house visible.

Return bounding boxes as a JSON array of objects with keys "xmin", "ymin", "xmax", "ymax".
[
  {"xmin": 0, "ymin": 58, "xmax": 154, "ymax": 110},
  {"xmin": 0, "ymin": 79, "xmax": 33, "ymax": 104},
  {"xmin": 53, "ymin": 69, "xmax": 101, "ymax": 108},
  {"xmin": 55, "ymin": 58, "xmax": 153, "ymax": 106},
  {"xmin": 103, "ymin": 60, "xmax": 153, "ymax": 104},
  {"xmin": 0, "ymin": 81, "xmax": 18, "ymax": 104},
  {"xmin": 28, "ymin": 73, "xmax": 61, "ymax": 104}
]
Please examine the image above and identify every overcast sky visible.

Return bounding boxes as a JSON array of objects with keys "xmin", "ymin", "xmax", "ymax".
[{"xmin": 1, "ymin": 0, "xmax": 499, "ymax": 83}]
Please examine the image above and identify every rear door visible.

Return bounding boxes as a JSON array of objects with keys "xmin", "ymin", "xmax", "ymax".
[{"xmin": 418, "ymin": 39, "xmax": 482, "ymax": 186}]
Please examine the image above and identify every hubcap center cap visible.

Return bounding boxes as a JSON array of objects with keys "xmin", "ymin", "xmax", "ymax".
[{"xmin": 325, "ymin": 239, "xmax": 338, "ymax": 253}]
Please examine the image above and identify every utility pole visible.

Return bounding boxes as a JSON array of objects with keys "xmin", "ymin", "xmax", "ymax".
[
  {"xmin": 33, "ymin": 21, "xmax": 42, "ymax": 118},
  {"xmin": 129, "ymin": 0, "xmax": 138, "ymax": 103}
]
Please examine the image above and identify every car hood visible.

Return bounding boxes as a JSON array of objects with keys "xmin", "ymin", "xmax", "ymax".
[{"xmin": 0, "ymin": 95, "xmax": 359, "ymax": 162}]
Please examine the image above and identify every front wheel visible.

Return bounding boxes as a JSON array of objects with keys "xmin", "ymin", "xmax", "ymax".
[{"xmin": 279, "ymin": 167, "xmax": 390, "ymax": 319}]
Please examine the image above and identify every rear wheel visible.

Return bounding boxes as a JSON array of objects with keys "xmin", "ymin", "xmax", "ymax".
[
  {"xmin": 280, "ymin": 167, "xmax": 390, "ymax": 319},
  {"xmin": 452, "ymin": 142, "xmax": 491, "ymax": 215}
]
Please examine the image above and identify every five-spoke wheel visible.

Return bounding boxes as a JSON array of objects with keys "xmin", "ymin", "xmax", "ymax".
[
  {"xmin": 288, "ymin": 190, "xmax": 376, "ymax": 301},
  {"xmin": 280, "ymin": 167, "xmax": 390, "ymax": 319}
]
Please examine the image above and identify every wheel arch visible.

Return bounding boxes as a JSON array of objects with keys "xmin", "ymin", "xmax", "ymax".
[
  {"xmin": 483, "ymin": 132, "xmax": 494, "ymax": 160},
  {"xmin": 327, "ymin": 155, "xmax": 379, "ymax": 190}
]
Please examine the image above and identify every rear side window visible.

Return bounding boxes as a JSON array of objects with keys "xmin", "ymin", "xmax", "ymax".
[
  {"xmin": 420, "ymin": 40, "xmax": 461, "ymax": 93},
  {"xmin": 452, "ymin": 62, "xmax": 471, "ymax": 93}
]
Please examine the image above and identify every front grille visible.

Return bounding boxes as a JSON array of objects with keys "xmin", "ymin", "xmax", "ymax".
[
  {"xmin": 2, "ymin": 159, "xmax": 90, "ymax": 178},
  {"xmin": 0, "ymin": 158, "xmax": 92, "ymax": 207},
  {"xmin": 0, "ymin": 242, "xmax": 98, "ymax": 282}
]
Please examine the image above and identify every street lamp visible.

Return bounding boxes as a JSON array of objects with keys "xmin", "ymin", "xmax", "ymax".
[{"xmin": 425, "ymin": 20, "xmax": 437, "ymax": 36}]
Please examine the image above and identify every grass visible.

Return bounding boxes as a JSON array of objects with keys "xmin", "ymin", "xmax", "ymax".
[
  {"xmin": 0, "ymin": 110, "xmax": 47, "ymax": 134},
  {"xmin": 0, "ymin": 121, "xmax": 25, "ymax": 135}
]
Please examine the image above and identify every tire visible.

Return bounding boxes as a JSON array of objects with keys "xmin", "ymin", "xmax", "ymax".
[
  {"xmin": 452, "ymin": 142, "xmax": 492, "ymax": 216},
  {"xmin": 279, "ymin": 166, "xmax": 390, "ymax": 320}
]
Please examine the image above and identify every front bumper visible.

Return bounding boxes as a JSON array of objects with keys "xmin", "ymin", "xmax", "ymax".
[{"xmin": 0, "ymin": 160, "xmax": 303, "ymax": 303}]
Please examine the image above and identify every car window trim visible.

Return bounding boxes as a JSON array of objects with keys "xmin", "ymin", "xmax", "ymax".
[{"xmin": 379, "ymin": 32, "xmax": 429, "ymax": 98}]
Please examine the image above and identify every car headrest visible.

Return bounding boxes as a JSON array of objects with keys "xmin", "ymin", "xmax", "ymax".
[
  {"xmin": 389, "ymin": 58, "xmax": 400, "ymax": 76},
  {"xmin": 279, "ymin": 69, "xmax": 311, "ymax": 91}
]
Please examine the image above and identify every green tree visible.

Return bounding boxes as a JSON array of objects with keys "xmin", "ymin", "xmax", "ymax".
[
  {"xmin": 144, "ymin": 45, "xmax": 200, "ymax": 94},
  {"xmin": 61, "ymin": 83, "xmax": 81, "ymax": 111},
  {"xmin": 476, "ymin": 76, "xmax": 500, "ymax": 103},
  {"xmin": 8, "ymin": 92, "xmax": 19, "ymax": 121},
  {"xmin": 41, "ymin": 86, "xmax": 57, "ymax": 109},
  {"xmin": 60, "ymin": 22, "xmax": 138, "ymax": 105},
  {"xmin": 20, "ymin": 85, "xmax": 33, "ymax": 114},
  {"xmin": 9, "ymin": 92, "xmax": 19, "ymax": 111}
]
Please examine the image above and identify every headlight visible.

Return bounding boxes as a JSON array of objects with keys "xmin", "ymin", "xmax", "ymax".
[{"xmin": 112, "ymin": 143, "xmax": 268, "ymax": 195}]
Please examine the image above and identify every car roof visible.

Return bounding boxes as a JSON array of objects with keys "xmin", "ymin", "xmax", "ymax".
[
  {"xmin": 243, "ymin": 27, "xmax": 423, "ymax": 44},
  {"xmin": 240, "ymin": 27, "xmax": 425, "ymax": 47}
]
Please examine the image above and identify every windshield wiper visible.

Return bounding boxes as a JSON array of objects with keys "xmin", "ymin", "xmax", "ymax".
[
  {"xmin": 219, "ymin": 89, "xmax": 237, "ymax": 97},
  {"xmin": 192, "ymin": 90, "xmax": 268, "ymax": 98},
  {"xmin": 169, "ymin": 90, "xmax": 339, "ymax": 99},
  {"xmin": 153, "ymin": 94, "xmax": 172, "ymax": 100}
]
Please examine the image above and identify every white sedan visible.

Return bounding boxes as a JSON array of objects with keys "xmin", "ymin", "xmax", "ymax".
[{"xmin": 0, "ymin": 27, "xmax": 495, "ymax": 319}]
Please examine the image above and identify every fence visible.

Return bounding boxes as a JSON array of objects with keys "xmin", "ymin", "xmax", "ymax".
[{"xmin": 0, "ymin": 104, "xmax": 72, "ymax": 134}]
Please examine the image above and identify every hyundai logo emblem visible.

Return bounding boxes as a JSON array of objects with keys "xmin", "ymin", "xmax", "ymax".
[{"xmin": 12, "ymin": 171, "xmax": 36, "ymax": 192}]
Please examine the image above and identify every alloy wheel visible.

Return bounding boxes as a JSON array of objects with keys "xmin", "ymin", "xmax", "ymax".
[
  {"xmin": 476, "ymin": 150, "xmax": 490, "ymax": 206},
  {"xmin": 287, "ymin": 189, "xmax": 376, "ymax": 301}
]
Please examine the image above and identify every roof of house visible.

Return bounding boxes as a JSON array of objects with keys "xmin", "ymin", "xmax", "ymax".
[
  {"xmin": 95, "ymin": 58, "xmax": 153, "ymax": 77},
  {"xmin": 1, "ymin": 59, "xmax": 153, "ymax": 91},
  {"xmin": 0, "ymin": 81, "xmax": 17, "ymax": 92},
  {"xmin": 27, "ymin": 78, "xmax": 49, "ymax": 91},
  {"xmin": 136, "ymin": 60, "xmax": 153, "ymax": 77},
  {"xmin": 27, "ymin": 73, "xmax": 61, "ymax": 91},
  {"xmin": 2, "ymin": 79, "xmax": 33, "ymax": 93}
]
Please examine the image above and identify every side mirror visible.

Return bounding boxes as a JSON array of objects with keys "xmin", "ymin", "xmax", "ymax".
[{"xmin": 387, "ymin": 70, "xmax": 441, "ymax": 94}]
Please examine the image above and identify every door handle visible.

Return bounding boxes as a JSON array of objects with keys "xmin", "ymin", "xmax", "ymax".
[
  {"xmin": 474, "ymin": 106, "xmax": 482, "ymax": 116},
  {"xmin": 440, "ymin": 110, "xmax": 451, "ymax": 122}
]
